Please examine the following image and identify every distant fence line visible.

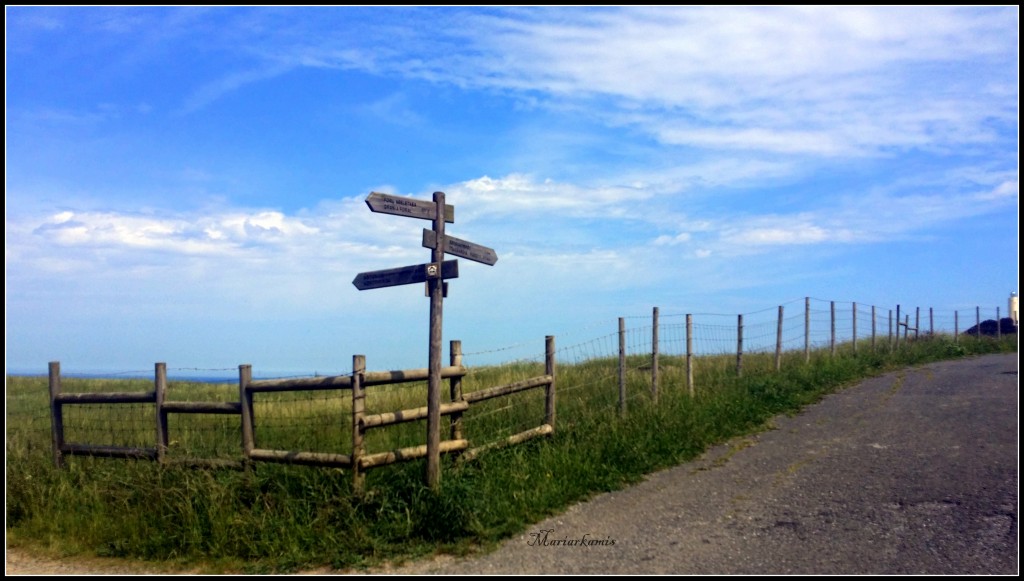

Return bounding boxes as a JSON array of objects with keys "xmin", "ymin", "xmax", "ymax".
[
  {"xmin": 37, "ymin": 297, "xmax": 1011, "ymax": 482},
  {"xmin": 548, "ymin": 298, "xmax": 1006, "ymax": 417},
  {"xmin": 460, "ymin": 298, "xmax": 1003, "ymax": 370},
  {"xmin": 603, "ymin": 299, "xmax": 1012, "ymax": 416}
]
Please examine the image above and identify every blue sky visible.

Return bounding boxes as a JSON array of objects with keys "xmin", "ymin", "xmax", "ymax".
[{"xmin": 5, "ymin": 6, "xmax": 1019, "ymax": 377}]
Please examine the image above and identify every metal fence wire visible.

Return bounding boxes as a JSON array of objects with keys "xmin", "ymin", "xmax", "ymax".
[{"xmin": 10, "ymin": 298, "xmax": 1010, "ymax": 472}]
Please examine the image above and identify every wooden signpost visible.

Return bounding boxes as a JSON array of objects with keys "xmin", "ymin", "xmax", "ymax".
[
  {"xmin": 422, "ymin": 230, "xmax": 498, "ymax": 266},
  {"xmin": 354, "ymin": 191, "xmax": 497, "ymax": 489},
  {"xmin": 352, "ymin": 260, "xmax": 459, "ymax": 291},
  {"xmin": 365, "ymin": 192, "xmax": 454, "ymax": 223}
]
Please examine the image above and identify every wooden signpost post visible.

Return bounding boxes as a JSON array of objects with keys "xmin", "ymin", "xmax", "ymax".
[{"xmin": 354, "ymin": 191, "xmax": 497, "ymax": 489}]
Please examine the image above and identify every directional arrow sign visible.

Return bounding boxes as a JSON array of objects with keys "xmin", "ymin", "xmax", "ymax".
[
  {"xmin": 422, "ymin": 229, "xmax": 498, "ymax": 266},
  {"xmin": 352, "ymin": 260, "xmax": 459, "ymax": 291},
  {"xmin": 366, "ymin": 192, "xmax": 454, "ymax": 223}
]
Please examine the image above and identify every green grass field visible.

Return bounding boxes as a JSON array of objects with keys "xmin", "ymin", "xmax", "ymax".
[{"xmin": 6, "ymin": 334, "xmax": 1016, "ymax": 573}]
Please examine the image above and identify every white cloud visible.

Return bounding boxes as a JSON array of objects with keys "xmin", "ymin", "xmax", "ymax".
[
  {"xmin": 17, "ymin": 106, "xmax": 110, "ymax": 126},
  {"xmin": 178, "ymin": 63, "xmax": 294, "ymax": 115},
  {"xmin": 728, "ymin": 224, "xmax": 832, "ymax": 246},
  {"xmin": 218, "ymin": 6, "xmax": 1013, "ymax": 166},
  {"xmin": 357, "ymin": 92, "xmax": 425, "ymax": 126},
  {"xmin": 12, "ymin": 167, "xmax": 1016, "ymax": 283},
  {"xmin": 52, "ymin": 211, "xmax": 75, "ymax": 223},
  {"xmin": 30, "ymin": 209, "xmax": 322, "ymax": 255},
  {"xmin": 655, "ymin": 127, "xmax": 850, "ymax": 156},
  {"xmin": 653, "ymin": 233, "xmax": 692, "ymax": 246},
  {"xmin": 450, "ymin": 174, "xmax": 654, "ymax": 219},
  {"xmin": 9, "ymin": 195, "xmax": 434, "ymax": 273},
  {"xmin": 35, "ymin": 7, "xmax": 1010, "ymax": 163},
  {"xmin": 974, "ymin": 180, "xmax": 1019, "ymax": 202},
  {"xmin": 453, "ymin": 7, "xmax": 1015, "ymax": 101},
  {"xmin": 473, "ymin": 8, "xmax": 1012, "ymax": 158},
  {"xmin": 709, "ymin": 177, "xmax": 1019, "ymax": 253}
]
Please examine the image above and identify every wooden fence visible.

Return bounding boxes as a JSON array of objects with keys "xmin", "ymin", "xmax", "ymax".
[
  {"xmin": 47, "ymin": 337, "xmax": 556, "ymax": 491},
  {"xmin": 46, "ymin": 298, "xmax": 1005, "ymax": 473}
]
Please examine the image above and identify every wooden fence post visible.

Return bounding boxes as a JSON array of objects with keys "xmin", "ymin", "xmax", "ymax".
[
  {"xmin": 997, "ymin": 307, "xmax": 1001, "ymax": 339},
  {"xmin": 686, "ymin": 314, "xmax": 694, "ymax": 397},
  {"xmin": 871, "ymin": 305, "xmax": 877, "ymax": 352},
  {"xmin": 48, "ymin": 361, "xmax": 65, "ymax": 469},
  {"xmin": 651, "ymin": 307, "xmax": 659, "ymax": 403},
  {"xmin": 239, "ymin": 364, "xmax": 254, "ymax": 459},
  {"xmin": 449, "ymin": 341, "xmax": 464, "ymax": 441},
  {"xmin": 545, "ymin": 335, "xmax": 556, "ymax": 432},
  {"xmin": 852, "ymin": 302, "xmax": 858, "ymax": 355},
  {"xmin": 736, "ymin": 314, "xmax": 744, "ymax": 377},
  {"xmin": 888, "ymin": 309, "xmax": 893, "ymax": 349},
  {"xmin": 915, "ymin": 307, "xmax": 920, "ymax": 340},
  {"xmin": 618, "ymin": 317, "xmax": 626, "ymax": 415},
  {"xmin": 775, "ymin": 305, "xmax": 784, "ymax": 371},
  {"xmin": 352, "ymin": 354, "xmax": 366, "ymax": 493},
  {"xmin": 830, "ymin": 301, "xmax": 836, "ymax": 358},
  {"xmin": 976, "ymin": 306, "xmax": 980, "ymax": 338},
  {"xmin": 954, "ymin": 310, "xmax": 959, "ymax": 342},
  {"xmin": 904, "ymin": 315, "xmax": 910, "ymax": 340},
  {"xmin": 895, "ymin": 305, "xmax": 901, "ymax": 348},
  {"xmin": 804, "ymin": 297, "xmax": 811, "ymax": 363},
  {"xmin": 929, "ymin": 307, "xmax": 934, "ymax": 336},
  {"xmin": 155, "ymin": 362, "xmax": 167, "ymax": 464}
]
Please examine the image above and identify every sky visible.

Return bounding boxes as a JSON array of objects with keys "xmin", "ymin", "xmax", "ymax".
[{"xmin": 5, "ymin": 6, "xmax": 1019, "ymax": 378}]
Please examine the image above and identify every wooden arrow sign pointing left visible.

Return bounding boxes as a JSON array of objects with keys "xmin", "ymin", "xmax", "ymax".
[
  {"xmin": 352, "ymin": 260, "xmax": 459, "ymax": 291},
  {"xmin": 366, "ymin": 192, "xmax": 455, "ymax": 223}
]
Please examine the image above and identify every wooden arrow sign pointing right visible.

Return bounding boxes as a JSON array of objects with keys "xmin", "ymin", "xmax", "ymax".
[{"xmin": 421, "ymin": 229, "xmax": 498, "ymax": 266}]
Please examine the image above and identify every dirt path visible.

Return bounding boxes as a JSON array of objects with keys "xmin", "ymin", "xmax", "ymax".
[
  {"xmin": 400, "ymin": 353, "xmax": 1018, "ymax": 574},
  {"xmin": 7, "ymin": 354, "xmax": 1018, "ymax": 575},
  {"xmin": 4, "ymin": 548, "xmax": 198, "ymax": 575}
]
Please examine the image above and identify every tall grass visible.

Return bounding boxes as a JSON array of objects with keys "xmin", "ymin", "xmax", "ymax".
[{"xmin": 5, "ymin": 334, "xmax": 1016, "ymax": 572}]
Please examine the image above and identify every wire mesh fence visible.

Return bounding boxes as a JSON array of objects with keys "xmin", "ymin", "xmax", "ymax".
[{"xmin": 8, "ymin": 298, "xmax": 1014, "ymax": 472}]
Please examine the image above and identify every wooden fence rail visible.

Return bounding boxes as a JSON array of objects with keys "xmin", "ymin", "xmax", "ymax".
[{"xmin": 47, "ymin": 337, "xmax": 557, "ymax": 492}]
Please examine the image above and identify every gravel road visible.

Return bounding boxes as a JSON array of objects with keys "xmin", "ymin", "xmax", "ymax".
[
  {"xmin": 401, "ymin": 352, "xmax": 1019, "ymax": 575},
  {"xmin": 7, "ymin": 353, "xmax": 1018, "ymax": 575}
]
